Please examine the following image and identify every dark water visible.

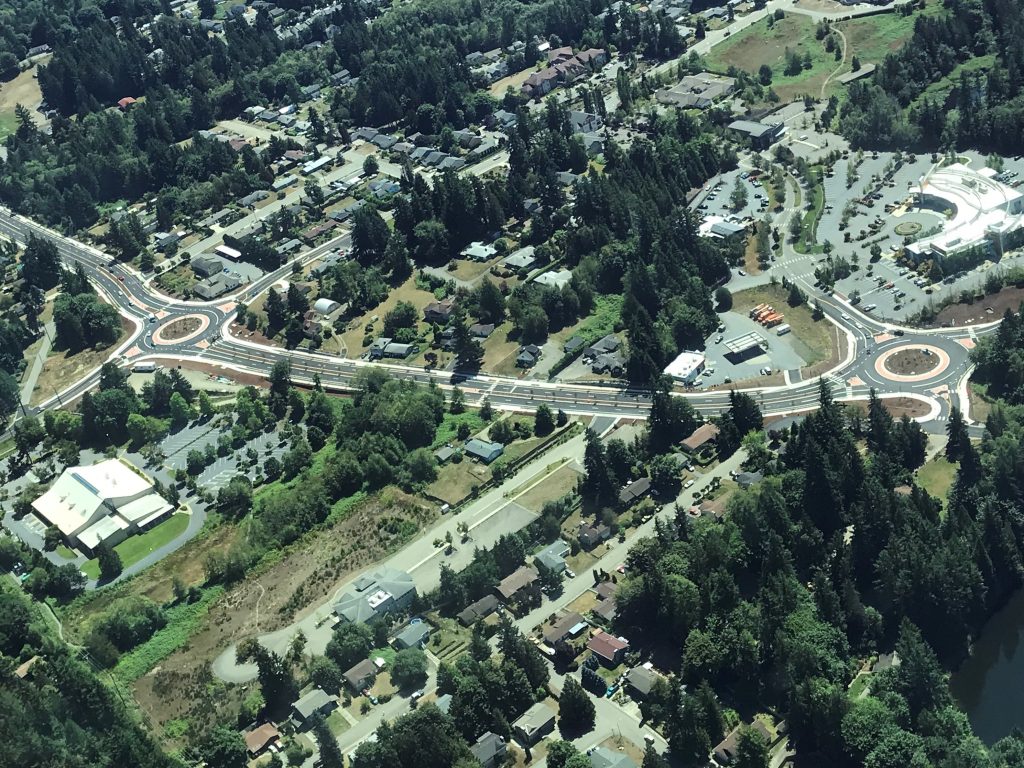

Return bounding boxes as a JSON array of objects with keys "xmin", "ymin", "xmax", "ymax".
[{"xmin": 951, "ymin": 589, "xmax": 1024, "ymax": 744}]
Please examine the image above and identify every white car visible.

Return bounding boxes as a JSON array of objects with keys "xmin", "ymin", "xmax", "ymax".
[
  {"xmin": 565, "ymin": 569, "xmax": 576, "ymax": 579},
  {"xmin": 715, "ymin": 335, "xmax": 723, "ymax": 343},
  {"xmin": 684, "ymin": 479, "xmax": 695, "ymax": 489},
  {"xmin": 841, "ymin": 313, "xmax": 851, "ymax": 320}
]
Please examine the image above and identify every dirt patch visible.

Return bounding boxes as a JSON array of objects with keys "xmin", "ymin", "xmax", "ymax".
[
  {"xmin": 514, "ymin": 464, "xmax": 583, "ymax": 513},
  {"xmin": 923, "ymin": 284, "xmax": 1024, "ymax": 327},
  {"xmin": 883, "ymin": 348, "xmax": 939, "ymax": 376},
  {"xmin": 131, "ymin": 491, "xmax": 436, "ymax": 738},
  {"xmin": 844, "ymin": 396, "xmax": 931, "ymax": 420},
  {"xmin": 160, "ymin": 317, "xmax": 202, "ymax": 341},
  {"xmin": 149, "ymin": 358, "xmax": 271, "ymax": 390}
]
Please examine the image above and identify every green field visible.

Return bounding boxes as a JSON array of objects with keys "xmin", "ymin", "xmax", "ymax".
[
  {"xmin": 705, "ymin": 14, "xmax": 836, "ymax": 100},
  {"xmin": 834, "ymin": 2, "xmax": 945, "ymax": 76},
  {"xmin": 916, "ymin": 455, "xmax": 957, "ymax": 510},
  {"xmin": 81, "ymin": 513, "xmax": 190, "ymax": 579},
  {"xmin": 0, "ymin": 111, "xmax": 16, "ymax": 140}
]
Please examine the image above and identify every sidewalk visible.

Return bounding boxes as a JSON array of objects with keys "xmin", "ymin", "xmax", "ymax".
[{"xmin": 20, "ymin": 321, "xmax": 55, "ymax": 405}]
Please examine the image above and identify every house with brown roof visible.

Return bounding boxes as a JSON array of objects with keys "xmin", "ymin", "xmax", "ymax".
[
  {"xmin": 712, "ymin": 721, "xmax": 771, "ymax": 765},
  {"xmin": 244, "ymin": 723, "xmax": 281, "ymax": 758},
  {"xmin": 542, "ymin": 611, "xmax": 589, "ymax": 646},
  {"xmin": 579, "ymin": 522, "xmax": 611, "ymax": 549},
  {"xmin": 344, "ymin": 658, "xmax": 379, "ymax": 693},
  {"xmin": 495, "ymin": 565, "xmax": 539, "ymax": 603},
  {"xmin": 587, "ymin": 631, "xmax": 629, "ymax": 667},
  {"xmin": 424, "ymin": 297, "xmax": 455, "ymax": 324},
  {"xmin": 681, "ymin": 423, "xmax": 720, "ymax": 453}
]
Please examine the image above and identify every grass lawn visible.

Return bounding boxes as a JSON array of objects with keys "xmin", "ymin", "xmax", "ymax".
[
  {"xmin": 427, "ymin": 617, "xmax": 472, "ymax": 663},
  {"xmin": 705, "ymin": 13, "xmax": 836, "ymax": 101},
  {"xmin": 0, "ymin": 111, "xmax": 17, "ymax": 140},
  {"xmin": 55, "ymin": 545, "xmax": 78, "ymax": 560},
  {"xmin": 916, "ymin": 454, "xmax": 956, "ymax": 509},
  {"xmin": 834, "ymin": 3, "xmax": 944, "ymax": 76},
  {"xmin": 911, "ymin": 54, "xmax": 996, "ymax": 111},
  {"xmin": 80, "ymin": 513, "xmax": 190, "ymax": 580},
  {"xmin": 968, "ymin": 382, "xmax": 994, "ymax": 424},
  {"xmin": 848, "ymin": 672, "xmax": 871, "ymax": 699},
  {"xmin": 514, "ymin": 464, "xmax": 582, "ymax": 513},
  {"xmin": 731, "ymin": 283, "xmax": 834, "ymax": 365},
  {"xmin": 337, "ymin": 275, "xmax": 438, "ymax": 357},
  {"xmin": 326, "ymin": 710, "xmax": 351, "ymax": 737},
  {"xmin": 794, "ymin": 175, "xmax": 825, "ymax": 254},
  {"xmin": 426, "ymin": 459, "xmax": 492, "ymax": 505}
]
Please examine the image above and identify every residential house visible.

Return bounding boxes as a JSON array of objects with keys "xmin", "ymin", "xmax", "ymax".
[
  {"xmin": 190, "ymin": 254, "xmax": 223, "ymax": 278},
  {"xmin": 457, "ymin": 594, "xmax": 500, "ymax": 626},
  {"xmin": 587, "ymin": 631, "xmax": 629, "ymax": 666},
  {"xmin": 244, "ymin": 724, "xmax": 281, "ymax": 758},
  {"xmin": 461, "ymin": 241, "xmax": 497, "ymax": 262},
  {"xmin": 424, "ymin": 298, "xmax": 455, "ymax": 324},
  {"xmin": 584, "ymin": 335, "xmax": 621, "ymax": 359},
  {"xmin": 490, "ymin": 109, "xmax": 518, "ymax": 130},
  {"xmin": 495, "ymin": 565, "xmax": 539, "ymax": 603},
  {"xmin": 452, "ymin": 129, "xmax": 483, "ymax": 149},
  {"xmin": 370, "ymin": 179, "xmax": 401, "ymax": 198},
  {"xmin": 153, "ymin": 231, "xmax": 181, "ymax": 252},
  {"xmin": 330, "ymin": 69, "xmax": 352, "ymax": 86},
  {"xmin": 464, "ymin": 438, "xmax": 504, "ymax": 464},
  {"xmin": 619, "ymin": 477, "xmax": 652, "ymax": 507},
  {"xmin": 503, "ymin": 246, "xmax": 536, "ymax": 272},
  {"xmin": 578, "ymin": 522, "xmax": 611, "ymax": 549},
  {"xmin": 558, "ymin": 171, "xmax": 580, "ymax": 186},
  {"xmin": 569, "ymin": 110, "xmax": 602, "ymax": 134},
  {"xmin": 117, "ymin": 96, "xmax": 137, "ymax": 111},
  {"xmin": 713, "ymin": 721, "xmax": 771, "ymax": 765},
  {"xmin": 564, "ymin": 336, "xmax": 585, "ymax": 355},
  {"xmin": 516, "ymin": 344, "xmax": 541, "ymax": 368},
  {"xmin": 534, "ymin": 539, "xmax": 570, "ymax": 574},
  {"xmin": 392, "ymin": 141, "xmax": 415, "ymax": 156},
  {"xmin": 300, "ymin": 84, "xmax": 322, "ymax": 101},
  {"xmin": 512, "ymin": 702, "xmax": 556, "ymax": 746},
  {"xmin": 735, "ymin": 471, "xmax": 764, "ymax": 489},
  {"xmin": 440, "ymin": 156, "xmax": 467, "ymax": 171},
  {"xmin": 469, "ymin": 323, "xmax": 495, "ymax": 338},
  {"xmin": 334, "ymin": 567, "xmax": 417, "ymax": 624},
  {"xmin": 291, "ymin": 688, "xmax": 336, "ymax": 728},
  {"xmin": 591, "ymin": 352, "xmax": 625, "ymax": 376},
  {"xmin": 343, "ymin": 658, "xmax": 378, "ymax": 693},
  {"xmin": 271, "ymin": 174, "xmax": 298, "ymax": 192},
  {"xmin": 625, "ymin": 665, "xmax": 660, "ymax": 700},
  {"xmin": 680, "ymin": 423, "xmax": 720, "ymax": 454},
  {"xmin": 580, "ymin": 132, "xmax": 605, "ymax": 156},
  {"xmin": 197, "ymin": 208, "xmax": 232, "ymax": 229},
  {"xmin": 542, "ymin": 611, "xmax": 588, "ymax": 646},
  {"xmin": 534, "ymin": 269, "xmax": 573, "ymax": 288},
  {"xmin": 590, "ymin": 747, "xmax": 638, "ymax": 768},
  {"xmin": 522, "ymin": 68, "xmax": 560, "ymax": 98},
  {"xmin": 352, "ymin": 127, "xmax": 380, "ymax": 142},
  {"xmin": 372, "ymin": 134, "xmax": 398, "ymax": 150},
  {"xmin": 435, "ymin": 446, "xmax": 456, "ymax": 465},
  {"xmin": 470, "ymin": 732, "xmax": 507, "ymax": 768}
]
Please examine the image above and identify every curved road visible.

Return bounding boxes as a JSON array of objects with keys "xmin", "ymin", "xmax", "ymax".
[{"xmin": 0, "ymin": 207, "xmax": 991, "ymax": 435}]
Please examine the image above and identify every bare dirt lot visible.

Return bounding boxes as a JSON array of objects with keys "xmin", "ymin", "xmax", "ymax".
[
  {"xmin": 131, "ymin": 491, "xmax": 437, "ymax": 738},
  {"xmin": 925, "ymin": 285, "xmax": 1024, "ymax": 327},
  {"xmin": 29, "ymin": 316, "xmax": 133, "ymax": 405}
]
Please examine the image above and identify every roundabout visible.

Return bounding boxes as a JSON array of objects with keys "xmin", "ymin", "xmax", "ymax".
[{"xmin": 873, "ymin": 343, "xmax": 951, "ymax": 384}]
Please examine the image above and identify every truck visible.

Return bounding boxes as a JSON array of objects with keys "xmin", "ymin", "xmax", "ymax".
[
  {"xmin": 776, "ymin": 324, "xmax": 791, "ymax": 336},
  {"xmin": 750, "ymin": 303, "xmax": 770, "ymax": 318},
  {"xmin": 132, "ymin": 362, "xmax": 158, "ymax": 373},
  {"xmin": 763, "ymin": 313, "xmax": 784, "ymax": 328}
]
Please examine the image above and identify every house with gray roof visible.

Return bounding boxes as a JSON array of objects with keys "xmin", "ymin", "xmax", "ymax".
[
  {"xmin": 464, "ymin": 438, "xmax": 504, "ymax": 464},
  {"xmin": 535, "ymin": 539, "xmax": 570, "ymax": 574},
  {"xmin": 457, "ymin": 594, "xmax": 500, "ymax": 626},
  {"xmin": 590, "ymin": 746, "xmax": 638, "ymax": 768},
  {"xmin": 291, "ymin": 688, "xmax": 336, "ymax": 728},
  {"xmin": 513, "ymin": 702, "xmax": 556, "ymax": 746},
  {"xmin": 471, "ymin": 732, "xmax": 507, "ymax": 768},
  {"xmin": 392, "ymin": 622, "xmax": 431, "ymax": 650},
  {"xmin": 343, "ymin": 658, "xmax": 378, "ymax": 692},
  {"xmin": 191, "ymin": 254, "xmax": 223, "ymax": 278}
]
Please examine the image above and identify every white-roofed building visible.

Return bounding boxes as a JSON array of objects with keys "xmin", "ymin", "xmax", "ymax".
[
  {"xmin": 32, "ymin": 459, "xmax": 173, "ymax": 555},
  {"xmin": 534, "ymin": 269, "xmax": 573, "ymax": 288},
  {"xmin": 906, "ymin": 162, "xmax": 1024, "ymax": 262},
  {"xmin": 663, "ymin": 350, "xmax": 705, "ymax": 383}
]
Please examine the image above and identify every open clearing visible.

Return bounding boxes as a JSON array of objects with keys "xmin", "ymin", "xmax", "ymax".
[
  {"xmin": 833, "ymin": 3, "xmax": 943, "ymax": 78},
  {"xmin": 0, "ymin": 64, "xmax": 47, "ymax": 140},
  {"xmin": 924, "ymin": 284, "xmax": 1024, "ymax": 327},
  {"xmin": 29, "ymin": 315, "xmax": 133, "ymax": 405},
  {"xmin": 916, "ymin": 454, "xmax": 956, "ymax": 508},
  {"xmin": 705, "ymin": 14, "xmax": 836, "ymax": 101},
  {"xmin": 731, "ymin": 283, "xmax": 837, "ymax": 367}
]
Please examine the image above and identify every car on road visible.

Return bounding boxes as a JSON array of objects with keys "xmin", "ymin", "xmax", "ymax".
[
  {"xmin": 117, "ymin": 275, "xmax": 125, "ymax": 282},
  {"xmin": 565, "ymin": 569, "xmax": 576, "ymax": 579},
  {"xmin": 715, "ymin": 335, "xmax": 723, "ymax": 343},
  {"xmin": 893, "ymin": 329, "xmax": 905, "ymax": 336},
  {"xmin": 841, "ymin": 313, "xmax": 851, "ymax": 320},
  {"xmin": 684, "ymin": 479, "xmax": 695, "ymax": 489},
  {"xmin": 148, "ymin": 314, "xmax": 157, "ymax": 323}
]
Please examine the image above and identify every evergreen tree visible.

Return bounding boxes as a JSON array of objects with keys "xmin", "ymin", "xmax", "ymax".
[{"xmin": 558, "ymin": 677, "xmax": 595, "ymax": 734}]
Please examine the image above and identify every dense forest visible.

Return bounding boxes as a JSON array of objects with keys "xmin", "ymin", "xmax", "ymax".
[
  {"xmin": 0, "ymin": 584, "xmax": 177, "ymax": 768},
  {"xmin": 841, "ymin": 0, "xmax": 1024, "ymax": 152}
]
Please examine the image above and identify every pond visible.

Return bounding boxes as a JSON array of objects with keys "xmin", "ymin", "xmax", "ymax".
[{"xmin": 951, "ymin": 589, "xmax": 1024, "ymax": 744}]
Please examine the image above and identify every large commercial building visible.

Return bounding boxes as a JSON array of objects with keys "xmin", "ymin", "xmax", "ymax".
[
  {"xmin": 905, "ymin": 163, "xmax": 1024, "ymax": 263},
  {"xmin": 333, "ymin": 567, "xmax": 417, "ymax": 624},
  {"xmin": 31, "ymin": 459, "xmax": 173, "ymax": 554}
]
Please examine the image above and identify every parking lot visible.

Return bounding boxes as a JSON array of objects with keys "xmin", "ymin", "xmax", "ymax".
[
  {"xmin": 691, "ymin": 310, "xmax": 809, "ymax": 388},
  {"xmin": 693, "ymin": 166, "xmax": 772, "ymax": 222}
]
